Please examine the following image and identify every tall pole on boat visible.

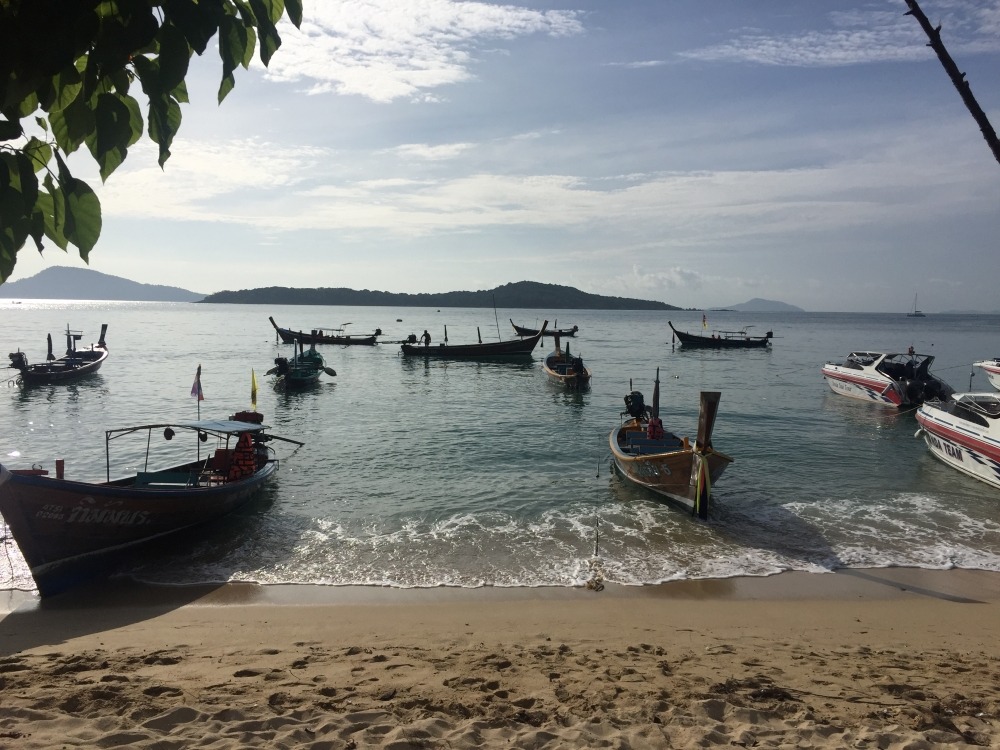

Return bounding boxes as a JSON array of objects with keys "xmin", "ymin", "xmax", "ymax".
[{"xmin": 493, "ymin": 294, "xmax": 501, "ymax": 341}]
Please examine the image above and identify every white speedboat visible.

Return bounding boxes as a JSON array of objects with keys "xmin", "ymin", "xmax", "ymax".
[
  {"xmin": 821, "ymin": 350, "xmax": 953, "ymax": 407},
  {"xmin": 915, "ymin": 393, "xmax": 1000, "ymax": 491},
  {"xmin": 974, "ymin": 358, "xmax": 1000, "ymax": 391}
]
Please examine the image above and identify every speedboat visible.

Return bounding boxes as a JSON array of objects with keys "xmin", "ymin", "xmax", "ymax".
[
  {"xmin": 915, "ymin": 393, "xmax": 1000, "ymax": 491},
  {"xmin": 974, "ymin": 359, "xmax": 1000, "ymax": 391},
  {"xmin": 609, "ymin": 369, "xmax": 733, "ymax": 519},
  {"xmin": 821, "ymin": 350, "xmax": 953, "ymax": 407}
]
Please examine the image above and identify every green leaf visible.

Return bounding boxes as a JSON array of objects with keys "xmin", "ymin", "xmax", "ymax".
[
  {"xmin": 50, "ymin": 65, "xmax": 85, "ymax": 112},
  {"xmin": 158, "ymin": 23, "xmax": 192, "ymax": 92},
  {"xmin": 35, "ymin": 116, "xmax": 50, "ymax": 133},
  {"xmin": 23, "ymin": 137, "xmax": 52, "ymax": 176},
  {"xmin": 92, "ymin": 93, "xmax": 132, "ymax": 159},
  {"xmin": 0, "ymin": 120, "xmax": 22, "ymax": 141},
  {"xmin": 285, "ymin": 0, "xmax": 303, "ymax": 28},
  {"xmin": 248, "ymin": 0, "xmax": 281, "ymax": 65},
  {"xmin": 50, "ymin": 95, "xmax": 95, "ymax": 155},
  {"xmin": 0, "ymin": 155, "xmax": 32, "ymax": 266},
  {"xmin": 147, "ymin": 94, "xmax": 182, "ymax": 167},
  {"xmin": 62, "ymin": 178, "xmax": 102, "ymax": 260},
  {"xmin": 218, "ymin": 73, "xmax": 236, "ymax": 104},
  {"xmin": 40, "ymin": 175, "xmax": 69, "ymax": 251}
]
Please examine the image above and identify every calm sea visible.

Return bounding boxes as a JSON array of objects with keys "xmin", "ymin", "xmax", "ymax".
[{"xmin": 2, "ymin": 300, "xmax": 999, "ymax": 595}]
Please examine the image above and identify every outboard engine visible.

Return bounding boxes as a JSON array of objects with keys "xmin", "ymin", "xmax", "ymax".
[
  {"xmin": 8, "ymin": 352, "xmax": 28, "ymax": 371},
  {"xmin": 624, "ymin": 390, "xmax": 646, "ymax": 418},
  {"xmin": 405, "ymin": 333, "xmax": 418, "ymax": 344},
  {"xmin": 374, "ymin": 328, "xmax": 383, "ymax": 336},
  {"xmin": 273, "ymin": 357, "xmax": 290, "ymax": 376}
]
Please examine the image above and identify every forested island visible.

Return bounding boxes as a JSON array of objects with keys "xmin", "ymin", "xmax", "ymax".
[{"xmin": 201, "ymin": 281, "xmax": 682, "ymax": 311}]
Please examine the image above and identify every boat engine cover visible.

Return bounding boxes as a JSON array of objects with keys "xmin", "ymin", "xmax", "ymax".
[{"xmin": 624, "ymin": 390, "xmax": 645, "ymax": 418}]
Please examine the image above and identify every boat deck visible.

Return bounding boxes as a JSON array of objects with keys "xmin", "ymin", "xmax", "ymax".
[{"xmin": 620, "ymin": 429, "xmax": 688, "ymax": 455}]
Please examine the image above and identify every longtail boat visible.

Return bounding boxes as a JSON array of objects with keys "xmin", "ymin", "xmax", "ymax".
[
  {"xmin": 7, "ymin": 324, "xmax": 109, "ymax": 385},
  {"xmin": 401, "ymin": 321, "xmax": 548, "ymax": 358},
  {"xmin": 609, "ymin": 370, "xmax": 732, "ymax": 519},
  {"xmin": 668, "ymin": 321, "xmax": 772, "ymax": 349},
  {"xmin": 269, "ymin": 316, "xmax": 381, "ymax": 346},
  {"xmin": 511, "ymin": 319, "xmax": 578, "ymax": 337},
  {"xmin": 0, "ymin": 410, "xmax": 303, "ymax": 597}
]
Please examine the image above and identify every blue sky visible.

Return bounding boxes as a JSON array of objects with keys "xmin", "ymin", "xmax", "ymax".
[{"xmin": 9, "ymin": 0, "xmax": 1000, "ymax": 312}]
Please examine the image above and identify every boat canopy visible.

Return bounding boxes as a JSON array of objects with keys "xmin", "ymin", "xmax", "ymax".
[{"xmin": 106, "ymin": 419, "xmax": 269, "ymax": 441}]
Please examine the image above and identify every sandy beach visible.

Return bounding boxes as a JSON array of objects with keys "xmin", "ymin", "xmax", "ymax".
[{"xmin": 1, "ymin": 568, "xmax": 998, "ymax": 749}]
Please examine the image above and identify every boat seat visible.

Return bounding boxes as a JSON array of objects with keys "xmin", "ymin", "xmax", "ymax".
[{"xmin": 135, "ymin": 471, "xmax": 197, "ymax": 487}]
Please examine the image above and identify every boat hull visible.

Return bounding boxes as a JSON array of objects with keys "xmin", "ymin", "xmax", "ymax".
[
  {"xmin": 15, "ymin": 348, "xmax": 108, "ymax": 385},
  {"xmin": 0, "ymin": 461, "xmax": 277, "ymax": 596},
  {"xmin": 915, "ymin": 397, "xmax": 1000, "ymax": 491},
  {"xmin": 608, "ymin": 424, "xmax": 732, "ymax": 516},
  {"xmin": 269, "ymin": 317, "xmax": 378, "ymax": 346},
  {"xmin": 821, "ymin": 364, "xmax": 903, "ymax": 406},
  {"xmin": 401, "ymin": 322, "xmax": 547, "ymax": 359},
  {"xmin": 667, "ymin": 321, "xmax": 771, "ymax": 349},
  {"xmin": 542, "ymin": 351, "xmax": 591, "ymax": 389},
  {"xmin": 511, "ymin": 319, "xmax": 577, "ymax": 337},
  {"xmin": 975, "ymin": 359, "xmax": 1000, "ymax": 391}
]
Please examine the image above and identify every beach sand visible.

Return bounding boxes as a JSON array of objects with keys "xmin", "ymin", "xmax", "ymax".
[{"xmin": 1, "ymin": 568, "xmax": 998, "ymax": 749}]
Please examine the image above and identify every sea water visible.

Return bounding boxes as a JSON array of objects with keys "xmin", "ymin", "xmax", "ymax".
[{"xmin": 2, "ymin": 300, "xmax": 999, "ymax": 593}]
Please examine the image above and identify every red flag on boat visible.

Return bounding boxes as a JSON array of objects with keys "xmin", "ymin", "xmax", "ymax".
[{"xmin": 191, "ymin": 364, "xmax": 204, "ymax": 401}]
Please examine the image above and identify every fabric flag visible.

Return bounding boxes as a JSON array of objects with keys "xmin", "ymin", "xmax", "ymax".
[
  {"xmin": 251, "ymin": 369, "xmax": 258, "ymax": 410},
  {"xmin": 702, "ymin": 313, "xmax": 707, "ymax": 329},
  {"xmin": 191, "ymin": 364, "xmax": 204, "ymax": 401}
]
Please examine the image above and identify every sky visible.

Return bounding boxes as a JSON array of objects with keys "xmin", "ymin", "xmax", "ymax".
[{"xmin": 7, "ymin": 0, "xmax": 1000, "ymax": 312}]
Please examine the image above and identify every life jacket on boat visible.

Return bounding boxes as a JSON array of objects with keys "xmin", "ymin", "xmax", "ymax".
[
  {"xmin": 647, "ymin": 417, "xmax": 665, "ymax": 440},
  {"xmin": 228, "ymin": 432, "xmax": 256, "ymax": 481}
]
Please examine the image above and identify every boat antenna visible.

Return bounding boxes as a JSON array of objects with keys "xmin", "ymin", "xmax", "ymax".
[{"xmin": 492, "ymin": 293, "xmax": 501, "ymax": 341}]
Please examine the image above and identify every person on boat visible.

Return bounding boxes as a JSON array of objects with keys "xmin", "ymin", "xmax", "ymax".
[{"xmin": 421, "ymin": 329, "xmax": 431, "ymax": 347}]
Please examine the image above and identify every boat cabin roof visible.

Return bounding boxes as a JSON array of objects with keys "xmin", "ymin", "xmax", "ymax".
[{"xmin": 106, "ymin": 419, "xmax": 269, "ymax": 440}]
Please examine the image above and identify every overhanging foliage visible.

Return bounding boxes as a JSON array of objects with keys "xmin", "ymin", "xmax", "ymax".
[{"xmin": 0, "ymin": 0, "xmax": 303, "ymax": 282}]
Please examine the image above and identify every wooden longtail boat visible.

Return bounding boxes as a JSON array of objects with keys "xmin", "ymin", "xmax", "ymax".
[
  {"xmin": 400, "ymin": 321, "xmax": 548, "ymax": 358},
  {"xmin": 7, "ymin": 324, "xmax": 109, "ymax": 385},
  {"xmin": 511, "ymin": 319, "xmax": 578, "ymax": 337},
  {"xmin": 542, "ymin": 337, "xmax": 591, "ymax": 390},
  {"xmin": 0, "ymin": 411, "xmax": 303, "ymax": 597},
  {"xmin": 268, "ymin": 341, "xmax": 336, "ymax": 388},
  {"xmin": 269, "ymin": 317, "xmax": 381, "ymax": 346},
  {"xmin": 609, "ymin": 370, "xmax": 732, "ymax": 519},
  {"xmin": 668, "ymin": 321, "xmax": 772, "ymax": 349}
]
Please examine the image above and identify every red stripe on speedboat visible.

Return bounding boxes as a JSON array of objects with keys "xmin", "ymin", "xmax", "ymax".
[{"xmin": 916, "ymin": 412, "xmax": 1000, "ymax": 463}]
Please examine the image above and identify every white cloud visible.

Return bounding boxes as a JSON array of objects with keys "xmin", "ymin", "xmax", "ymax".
[
  {"xmin": 262, "ymin": 0, "xmax": 584, "ymax": 102},
  {"xmin": 678, "ymin": 1, "xmax": 1000, "ymax": 67}
]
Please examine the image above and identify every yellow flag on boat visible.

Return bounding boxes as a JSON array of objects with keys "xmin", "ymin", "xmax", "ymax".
[{"xmin": 251, "ymin": 368, "xmax": 259, "ymax": 410}]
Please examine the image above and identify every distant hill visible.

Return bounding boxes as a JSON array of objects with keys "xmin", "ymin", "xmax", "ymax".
[
  {"xmin": 201, "ymin": 281, "xmax": 681, "ymax": 310},
  {"xmin": 0, "ymin": 267, "xmax": 204, "ymax": 302},
  {"xmin": 724, "ymin": 298, "xmax": 805, "ymax": 313}
]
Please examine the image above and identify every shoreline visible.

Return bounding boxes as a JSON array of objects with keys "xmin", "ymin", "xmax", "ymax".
[
  {"xmin": 3, "ymin": 565, "xmax": 998, "ymax": 614},
  {"xmin": 2, "ymin": 568, "xmax": 998, "ymax": 748}
]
